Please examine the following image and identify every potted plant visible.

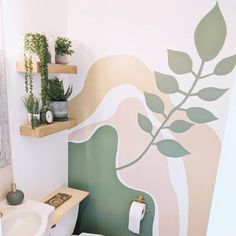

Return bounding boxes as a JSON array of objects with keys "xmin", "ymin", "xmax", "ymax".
[
  {"xmin": 55, "ymin": 36, "xmax": 74, "ymax": 64},
  {"xmin": 47, "ymin": 77, "xmax": 73, "ymax": 120},
  {"xmin": 23, "ymin": 94, "xmax": 41, "ymax": 128},
  {"xmin": 24, "ymin": 33, "xmax": 50, "ymax": 109}
]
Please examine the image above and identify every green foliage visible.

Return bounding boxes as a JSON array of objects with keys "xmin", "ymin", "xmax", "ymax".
[
  {"xmin": 155, "ymin": 71, "xmax": 179, "ymax": 94},
  {"xmin": 24, "ymin": 33, "xmax": 50, "ymax": 107},
  {"xmin": 169, "ymin": 120, "xmax": 193, "ymax": 133},
  {"xmin": 55, "ymin": 37, "xmax": 74, "ymax": 56},
  {"xmin": 214, "ymin": 55, "xmax": 236, "ymax": 75},
  {"xmin": 47, "ymin": 77, "xmax": 73, "ymax": 101},
  {"xmin": 156, "ymin": 139, "xmax": 190, "ymax": 157},
  {"xmin": 144, "ymin": 92, "xmax": 164, "ymax": 114},
  {"xmin": 186, "ymin": 107, "xmax": 217, "ymax": 123},
  {"xmin": 194, "ymin": 3, "xmax": 226, "ymax": 61},
  {"xmin": 197, "ymin": 87, "xmax": 228, "ymax": 101},
  {"xmin": 138, "ymin": 113, "xmax": 153, "ymax": 134},
  {"xmin": 24, "ymin": 53, "xmax": 33, "ymax": 95},
  {"xmin": 23, "ymin": 94, "xmax": 40, "ymax": 114},
  {"xmin": 168, "ymin": 50, "xmax": 193, "ymax": 74},
  {"xmin": 117, "ymin": 3, "xmax": 236, "ymax": 170}
]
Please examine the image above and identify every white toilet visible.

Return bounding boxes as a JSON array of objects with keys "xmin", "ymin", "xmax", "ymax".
[{"xmin": 50, "ymin": 203, "xmax": 103, "ymax": 236}]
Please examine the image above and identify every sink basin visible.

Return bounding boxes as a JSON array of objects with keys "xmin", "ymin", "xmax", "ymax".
[{"xmin": 0, "ymin": 199, "xmax": 54, "ymax": 236}]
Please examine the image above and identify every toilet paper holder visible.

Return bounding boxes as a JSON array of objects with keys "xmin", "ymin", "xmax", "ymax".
[{"xmin": 130, "ymin": 195, "xmax": 150, "ymax": 212}]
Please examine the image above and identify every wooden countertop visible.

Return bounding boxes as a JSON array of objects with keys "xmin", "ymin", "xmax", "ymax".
[{"xmin": 41, "ymin": 186, "xmax": 89, "ymax": 225}]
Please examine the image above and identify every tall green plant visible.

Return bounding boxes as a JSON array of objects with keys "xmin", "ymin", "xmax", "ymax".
[{"xmin": 116, "ymin": 3, "xmax": 236, "ymax": 170}]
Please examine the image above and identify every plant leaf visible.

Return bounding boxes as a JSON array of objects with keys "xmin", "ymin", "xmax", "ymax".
[
  {"xmin": 156, "ymin": 139, "xmax": 190, "ymax": 157},
  {"xmin": 144, "ymin": 92, "xmax": 164, "ymax": 113},
  {"xmin": 214, "ymin": 55, "xmax": 236, "ymax": 75},
  {"xmin": 186, "ymin": 107, "xmax": 217, "ymax": 123},
  {"xmin": 155, "ymin": 71, "xmax": 179, "ymax": 94},
  {"xmin": 169, "ymin": 120, "xmax": 193, "ymax": 133},
  {"xmin": 194, "ymin": 3, "xmax": 226, "ymax": 61},
  {"xmin": 168, "ymin": 50, "xmax": 193, "ymax": 74},
  {"xmin": 138, "ymin": 113, "xmax": 153, "ymax": 133},
  {"xmin": 197, "ymin": 87, "xmax": 228, "ymax": 101}
]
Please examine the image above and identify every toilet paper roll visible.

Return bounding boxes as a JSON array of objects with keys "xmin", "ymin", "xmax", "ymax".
[{"xmin": 128, "ymin": 201, "xmax": 146, "ymax": 234}]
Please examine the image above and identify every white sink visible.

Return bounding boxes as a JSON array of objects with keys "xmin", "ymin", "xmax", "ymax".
[{"xmin": 0, "ymin": 199, "xmax": 54, "ymax": 236}]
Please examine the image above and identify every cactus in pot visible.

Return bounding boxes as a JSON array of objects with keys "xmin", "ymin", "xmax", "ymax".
[{"xmin": 47, "ymin": 77, "xmax": 73, "ymax": 120}]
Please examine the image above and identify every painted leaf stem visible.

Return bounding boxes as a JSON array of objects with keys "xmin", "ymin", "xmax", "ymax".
[{"xmin": 116, "ymin": 61, "xmax": 206, "ymax": 170}]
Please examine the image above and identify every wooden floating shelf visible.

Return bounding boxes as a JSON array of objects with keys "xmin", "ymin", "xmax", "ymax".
[
  {"xmin": 16, "ymin": 61, "xmax": 77, "ymax": 74},
  {"xmin": 20, "ymin": 118, "xmax": 77, "ymax": 138}
]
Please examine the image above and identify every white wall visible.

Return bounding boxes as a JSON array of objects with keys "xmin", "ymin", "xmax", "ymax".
[
  {"xmin": 207, "ymin": 74, "xmax": 236, "ymax": 236},
  {"xmin": 2, "ymin": 0, "xmax": 69, "ymax": 200}
]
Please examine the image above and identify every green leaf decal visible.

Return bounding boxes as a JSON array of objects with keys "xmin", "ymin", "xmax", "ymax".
[
  {"xmin": 197, "ymin": 87, "xmax": 228, "ymax": 101},
  {"xmin": 214, "ymin": 55, "xmax": 236, "ymax": 75},
  {"xmin": 138, "ymin": 113, "xmax": 153, "ymax": 133},
  {"xmin": 156, "ymin": 139, "xmax": 190, "ymax": 157},
  {"xmin": 144, "ymin": 92, "xmax": 165, "ymax": 113},
  {"xmin": 168, "ymin": 50, "xmax": 193, "ymax": 74},
  {"xmin": 186, "ymin": 107, "xmax": 217, "ymax": 123},
  {"xmin": 155, "ymin": 71, "xmax": 179, "ymax": 94},
  {"xmin": 169, "ymin": 120, "xmax": 193, "ymax": 133},
  {"xmin": 194, "ymin": 3, "xmax": 226, "ymax": 61}
]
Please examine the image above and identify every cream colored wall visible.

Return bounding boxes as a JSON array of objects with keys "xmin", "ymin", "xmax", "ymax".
[{"xmin": 1, "ymin": 0, "xmax": 69, "ymax": 200}]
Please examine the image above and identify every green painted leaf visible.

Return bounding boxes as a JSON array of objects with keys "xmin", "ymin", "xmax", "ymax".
[
  {"xmin": 156, "ymin": 139, "xmax": 190, "ymax": 157},
  {"xmin": 194, "ymin": 3, "xmax": 226, "ymax": 61},
  {"xmin": 168, "ymin": 50, "xmax": 193, "ymax": 74},
  {"xmin": 144, "ymin": 92, "xmax": 164, "ymax": 114},
  {"xmin": 214, "ymin": 55, "xmax": 236, "ymax": 75},
  {"xmin": 155, "ymin": 71, "xmax": 179, "ymax": 94},
  {"xmin": 197, "ymin": 87, "xmax": 228, "ymax": 101},
  {"xmin": 169, "ymin": 120, "xmax": 193, "ymax": 133},
  {"xmin": 138, "ymin": 113, "xmax": 153, "ymax": 133},
  {"xmin": 186, "ymin": 107, "xmax": 217, "ymax": 123}
]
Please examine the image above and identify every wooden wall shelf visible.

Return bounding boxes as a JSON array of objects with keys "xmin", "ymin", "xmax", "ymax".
[
  {"xmin": 41, "ymin": 186, "xmax": 89, "ymax": 226},
  {"xmin": 16, "ymin": 61, "xmax": 77, "ymax": 74},
  {"xmin": 20, "ymin": 118, "xmax": 77, "ymax": 138}
]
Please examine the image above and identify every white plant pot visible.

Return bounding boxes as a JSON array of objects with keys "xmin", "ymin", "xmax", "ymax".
[
  {"xmin": 28, "ymin": 113, "xmax": 40, "ymax": 124},
  {"xmin": 55, "ymin": 55, "xmax": 68, "ymax": 64}
]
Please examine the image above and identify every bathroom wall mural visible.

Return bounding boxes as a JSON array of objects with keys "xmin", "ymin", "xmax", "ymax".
[{"xmin": 68, "ymin": 3, "xmax": 236, "ymax": 236}]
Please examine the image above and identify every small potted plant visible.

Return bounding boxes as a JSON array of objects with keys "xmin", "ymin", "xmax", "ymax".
[
  {"xmin": 47, "ymin": 77, "xmax": 73, "ymax": 120},
  {"xmin": 55, "ymin": 36, "xmax": 74, "ymax": 64},
  {"xmin": 23, "ymin": 94, "xmax": 41, "ymax": 128}
]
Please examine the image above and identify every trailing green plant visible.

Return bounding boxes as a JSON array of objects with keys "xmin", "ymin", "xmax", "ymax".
[
  {"xmin": 24, "ymin": 33, "xmax": 50, "ymax": 107},
  {"xmin": 116, "ymin": 3, "xmax": 236, "ymax": 170},
  {"xmin": 24, "ymin": 35, "xmax": 34, "ymax": 96},
  {"xmin": 47, "ymin": 77, "xmax": 73, "ymax": 101},
  {"xmin": 23, "ymin": 94, "xmax": 40, "ymax": 114},
  {"xmin": 55, "ymin": 37, "xmax": 74, "ymax": 56}
]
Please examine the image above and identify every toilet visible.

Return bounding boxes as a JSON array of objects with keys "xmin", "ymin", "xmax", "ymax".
[{"xmin": 50, "ymin": 203, "xmax": 103, "ymax": 236}]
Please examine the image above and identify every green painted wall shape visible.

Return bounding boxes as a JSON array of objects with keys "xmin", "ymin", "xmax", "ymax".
[{"xmin": 69, "ymin": 125, "xmax": 155, "ymax": 236}]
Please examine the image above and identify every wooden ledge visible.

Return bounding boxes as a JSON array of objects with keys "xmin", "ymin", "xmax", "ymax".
[
  {"xmin": 41, "ymin": 186, "xmax": 89, "ymax": 225},
  {"xmin": 16, "ymin": 61, "xmax": 77, "ymax": 74},
  {"xmin": 20, "ymin": 118, "xmax": 77, "ymax": 138}
]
